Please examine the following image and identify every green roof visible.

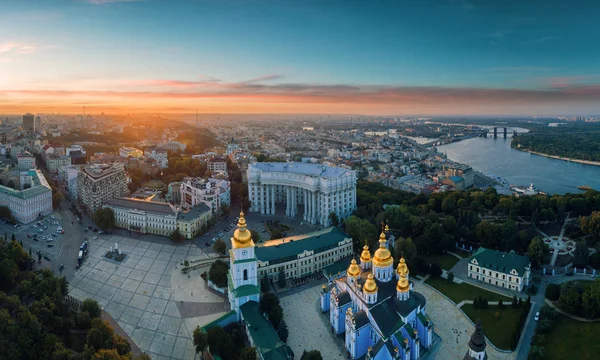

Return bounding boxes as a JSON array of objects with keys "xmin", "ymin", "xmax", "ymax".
[
  {"xmin": 200, "ymin": 310, "xmax": 237, "ymax": 331},
  {"xmin": 227, "ymin": 273, "xmax": 260, "ymax": 298},
  {"xmin": 256, "ymin": 227, "xmax": 350, "ymax": 263},
  {"xmin": 471, "ymin": 247, "xmax": 530, "ymax": 275},
  {"xmin": 322, "ymin": 256, "xmax": 353, "ymax": 278},
  {"xmin": 239, "ymin": 301, "xmax": 290, "ymax": 360},
  {"xmin": 417, "ymin": 312, "xmax": 432, "ymax": 328},
  {"xmin": 404, "ymin": 323, "xmax": 417, "ymax": 339}
]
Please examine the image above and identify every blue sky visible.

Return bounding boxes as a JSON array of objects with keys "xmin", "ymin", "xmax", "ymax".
[{"xmin": 2, "ymin": 0, "xmax": 600, "ymax": 115}]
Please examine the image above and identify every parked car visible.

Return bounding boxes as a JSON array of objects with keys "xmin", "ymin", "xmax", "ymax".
[{"xmin": 534, "ymin": 312, "xmax": 540, "ymax": 321}]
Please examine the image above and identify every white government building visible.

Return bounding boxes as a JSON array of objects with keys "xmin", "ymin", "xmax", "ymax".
[{"xmin": 247, "ymin": 162, "xmax": 357, "ymax": 226}]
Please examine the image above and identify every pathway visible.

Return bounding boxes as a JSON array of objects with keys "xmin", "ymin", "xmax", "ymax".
[{"xmin": 543, "ymin": 299, "xmax": 600, "ymax": 323}]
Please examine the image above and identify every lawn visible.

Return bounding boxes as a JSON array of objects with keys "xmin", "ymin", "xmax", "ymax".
[
  {"xmin": 425, "ymin": 276, "xmax": 510, "ymax": 304},
  {"xmin": 421, "ymin": 253, "xmax": 461, "ymax": 270},
  {"xmin": 461, "ymin": 304, "xmax": 523, "ymax": 350},
  {"xmin": 544, "ymin": 313, "xmax": 600, "ymax": 360}
]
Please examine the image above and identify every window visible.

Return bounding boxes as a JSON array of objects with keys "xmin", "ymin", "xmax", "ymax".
[{"xmin": 243, "ymin": 269, "xmax": 248, "ymax": 280}]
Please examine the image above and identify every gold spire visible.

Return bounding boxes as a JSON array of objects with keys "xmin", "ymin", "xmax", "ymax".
[
  {"xmin": 372, "ymin": 231, "xmax": 393, "ymax": 267},
  {"xmin": 363, "ymin": 273, "xmax": 378, "ymax": 294},
  {"xmin": 385, "ymin": 223, "xmax": 390, "ymax": 232},
  {"xmin": 232, "ymin": 211, "xmax": 254, "ymax": 248},
  {"xmin": 347, "ymin": 259, "xmax": 360, "ymax": 277},
  {"xmin": 360, "ymin": 244, "xmax": 371, "ymax": 263},
  {"xmin": 396, "ymin": 254, "xmax": 410, "ymax": 293},
  {"xmin": 396, "ymin": 255, "xmax": 409, "ymax": 277}
]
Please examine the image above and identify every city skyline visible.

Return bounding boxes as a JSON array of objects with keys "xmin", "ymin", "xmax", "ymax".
[{"xmin": 3, "ymin": 0, "xmax": 600, "ymax": 115}]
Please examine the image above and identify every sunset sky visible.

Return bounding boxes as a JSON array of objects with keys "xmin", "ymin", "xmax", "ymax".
[{"xmin": 2, "ymin": 0, "xmax": 600, "ymax": 115}]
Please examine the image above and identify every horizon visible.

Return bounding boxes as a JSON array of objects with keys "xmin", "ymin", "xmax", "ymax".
[{"xmin": 3, "ymin": 0, "xmax": 600, "ymax": 115}]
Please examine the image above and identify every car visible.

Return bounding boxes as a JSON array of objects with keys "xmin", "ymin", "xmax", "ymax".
[
  {"xmin": 92, "ymin": 236, "xmax": 98, "ymax": 240},
  {"xmin": 52, "ymin": 233, "xmax": 57, "ymax": 237},
  {"xmin": 33, "ymin": 224, "xmax": 37, "ymax": 228},
  {"xmin": 38, "ymin": 229, "xmax": 43, "ymax": 233},
  {"xmin": 33, "ymin": 237, "xmax": 39, "ymax": 241},
  {"xmin": 99, "ymin": 230, "xmax": 104, "ymax": 234},
  {"xmin": 51, "ymin": 215, "xmax": 55, "ymax": 219},
  {"xmin": 93, "ymin": 228, "xmax": 98, "ymax": 232},
  {"xmin": 27, "ymin": 234, "xmax": 31, "ymax": 238},
  {"xmin": 534, "ymin": 312, "xmax": 540, "ymax": 321},
  {"xmin": 84, "ymin": 229, "xmax": 89, "ymax": 233}
]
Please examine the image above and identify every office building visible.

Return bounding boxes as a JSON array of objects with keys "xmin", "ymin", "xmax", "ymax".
[
  {"xmin": 77, "ymin": 163, "xmax": 129, "ymax": 212},
  {"xmin": 207, "ymin": 156, "xmax": 227, "ymax": 173},
  {"xmin": 181, "ymin": 177, "xmax": 230, "ymax": 215},
  {"xmin": 17, "ymin": 151, "xmax": 36, "ymax": 170},
  {"xmin": 22, "ymin": 113, "xmax": 35, "ymax": 132}
]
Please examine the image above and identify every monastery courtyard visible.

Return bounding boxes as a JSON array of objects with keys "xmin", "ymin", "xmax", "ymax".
[
  {"xmin": 281, "ymin": 281, "xmax": 516, "ymax": 360},
  {"xmin": 67, "ymin": 234, "xmax": 229, "ymax": 360}
]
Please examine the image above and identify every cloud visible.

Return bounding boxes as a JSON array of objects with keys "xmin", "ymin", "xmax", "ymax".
[
  {"xmin": 543, "ymin": 75, "xmax": 600, "ymax": 88},
  {"xmin": 242, "ymin": 75, "xmax": 285, "ymax": 84},
  {"xmin": 485, "ymin": 67, "xmax": 555, "ymax": 72}
]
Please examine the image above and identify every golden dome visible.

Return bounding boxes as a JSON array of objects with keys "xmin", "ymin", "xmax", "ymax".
[
  {"xmin": 397, "ymin": 274, "xmax": 410, "ymax": 293},
  {"xmin": 347, "ymin": 259, "xmax": 360, "ymax": 277},
  {"xmin": 363, "ymin": 273, "xmax": 378, "ymax": 294},
  {"xmin": 396, "ymin": 256, "xmax": 409, "ymax": 277},
  {"xmin": 232, "ymin": 211, "xmax": 254, "ymax": 249},
  {"xmin": 360, "ymin": 245, "xmax": 371, "ymax": 263},
  {"xmin": 372, "ymin": 232, "xmax": 393, "ymax": 267},
  {"xmin": 385, "ymin": 224, "xmax": 390, "ymax": 232}
]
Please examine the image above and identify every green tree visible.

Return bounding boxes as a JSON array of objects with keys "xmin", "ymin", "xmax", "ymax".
[
  {"xmin": 239, "ymin": 347, "xmax": 258, "ymax": 360},
  {"xmin": 328, "ymin": 212, "xmax": 339, "ymax": 227},
  {"xmin": 11, "ymin": 233, "xmax": 15, "ymax": 241},
  {"xmin": 261, "ymin": 273, "xmax": 270, "ymax": 292},
  {"xmin": 86, "ymin": 318, "xmax": 116, "ymax": 352},
  {"xmin": 207, "ymin": 326, "xmax": 234, "ymax": 360},
  {"xmin": 545, "ymin": 283, "xmax": 560, "ymax": 301},
  {"xmin": 278, "ymin": 268, "xmax": 286, "ymax": 288},
  {"xmin": 250, "ymin": 229, "xmax": 261, "ymax": 243},
  {"xmin": 447, "ymin": 271, "xmax": 454, "ymax": 283},
  {"xmin": 81, "ymin": 298, "xmax": 102, "ymax": 319},
  {"xmin": 94, "ymin": 208, "xmax": 115, "ymax": 231},
  {"xmin": 208, "ymin": 260, "xmax": 228, "ymax": 288},
  {"xmin": 580, "ymin": 211, "xmax": 600, "ymax": 242},
  {"xmin": 301, "ymin": 350, "xmax": 323, "ymax": 360},
  {"xmin": 573, "ymin": 241, "xmax": 589, "ymax": 267},
  {"xmin": 277, "ymin": 319, "xmax": 289, "ymax": 343},
  {"xmin": 429, "ymin": 263, "xmax": 442, "ymax": 277},
  {"xmin": 91, "ymin": 349, "xmax": 127, "ymax": 360},
  {"xmin": 193, "ymin": 326, "xmax": 209, "ymax": 355},
  {"xmin": 260, "ymin": 292, "xmax": 280, "ymax": 313},
  {"xmin": 393, "ymin": 237, "xmax": 417, "ymax": 265},
  {"xmin": 528, "ymin": 346, "xmax": 545, "ymax": 360},
  {"xmin": 527, "ymin": 237, "xmax": 548, "ymax": 269},
  {"xmin": 213, "ymin": 239, "xmax": 227, "ymax": 255},
  {"xmin": 0, "ymin": 258, "xmax": 19, "ymax": 288},
  {"xmin": 170, "ymin": 229, "xmax": 183, "ymax": 242},
  {"xmin": 558, "ymin": 282, "xmax": 582, "ymax": 315}
]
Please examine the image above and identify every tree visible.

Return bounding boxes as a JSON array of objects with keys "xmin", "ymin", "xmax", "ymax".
[
  {"xmin": 91, "ymin": 349, "xmax": 127, "ymax": 360},
  {"xmin": 498, "ymin": 299, "xmax": 504, "ymax": 309},
  {"xmin": 52, "ymin": 190, "xmax": 63, "ymax": 209},
  {"xmin": 213, "ymin": 239, "xmax": 227, "ymax": 255},
  {"xmin": 301, "ymin": 350, "xmax": 323, "ymax": 360},
  {"xmin": 581, "ymin": 211, "xmax": 600, "ymax": 243},
  {"xmin": 239, "ymin": 347, "xmax": 258, "ymax": 360},
  {"xmin": 429, "ymin": 263, "xmax": 442, "ymax": 278},
  {"xmin": 170, "ymin": 229, "xmax": 183, "ymax": 242},
  {"xmin": 573, "ymin": 241, "xmax": 589, "ymax": 267},
  {"xmin": 268, "ymin": 303, "xmax": 283, "ymax": 329},
  {"xmin": 193, "ymin": 326, "xmax": 209, "ymax": 355},
  {"xmin": 278, "ymin": 268, "xmax": 286, "ymax": 288},
  {"xmin": 0, "ymin": 258, "xmax": 19, "ymax": 288},
  {"xmin": 559, "ymin": 282, "xmax": 582, "ymax": 315},
  {"xmin": 545, "ymin": 283, "xmax": 560, "ymax": 301},
  {"xmin": 260, "ymin": 292, "xmax": 280, "ymax": 313},
  {"xmin": 208, "ymin": 260, "xmax": 228, "ymax": 288},
  {"xmin": 207, "ymin": 326, "xmax": 234, "ymax": 360},
  {"xmin": 277, "ymin": 320, "xmax": 289, "ymax": 343},
  {"xmin": 250, "ymin": 229, "xmax": 261, "ymax": 243},
  {"xmin": 81, "ymin": 298, "xmax": 102, "ymax": 319},
  {"xmin": 527, "ymin": 237, "xmax": 548, "ymax": 269},
  {"xmin": 328, "ymin": 212, "xmax": 339, "ymax": 227},
  {"xmin": 261, "ymin": 273, "xmax": 270, "ymax": 292},
  {"xmin": 87, "ymin": 318, "xmax": 116, "ymax": 352},
  {"xmin": 94, "ymin": 208, "xmax": 115, "ymax": 231},
  {"xmin": 447, "ymin": 271, "xmax": 454, "ymax": 283},
  {"xmin": 528, "ymin": 346, "xmax": 545, "ymax": 360},
  {"xmin": 393, "ymin": 237, "xmax": 417, "ymax": 265},
  {"xmin": 11, "ymin": 233, "xmax": 15, "ymax": 241}
]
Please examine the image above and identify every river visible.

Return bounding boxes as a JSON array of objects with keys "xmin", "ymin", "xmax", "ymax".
[{"xmin": 437, "ymin": 136, "xmax": 600, "ymax": 195}]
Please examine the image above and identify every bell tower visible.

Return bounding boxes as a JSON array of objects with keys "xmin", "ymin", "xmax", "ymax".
[{"xmin": 229, "ymin": 211, "xmax": 257, "ymax": 289}]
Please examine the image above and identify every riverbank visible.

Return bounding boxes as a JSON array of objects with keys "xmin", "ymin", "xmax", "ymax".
[{"xmin": 516, "ymin": 148, "xmax": 600, "ymax": 167}]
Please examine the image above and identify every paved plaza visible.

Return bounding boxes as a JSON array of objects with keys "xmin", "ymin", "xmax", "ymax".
[
  {"xmin": 282, "ymin": 282, "xmax": 515, "ymax": 360},
  {"xmin": 68, "ymin": 234, "xmax": 228, "ymax": 360}
]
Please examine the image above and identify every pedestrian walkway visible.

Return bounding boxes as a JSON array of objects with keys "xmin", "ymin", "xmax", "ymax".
[{"xmin": 68, "ymin": 235, "xmax": 226, "ymax": 360}]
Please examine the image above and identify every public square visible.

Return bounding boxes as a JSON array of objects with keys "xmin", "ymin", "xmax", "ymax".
[
  {"xmin": 281, "ymin": 282, "xmax": 515, "ymax": 360},
  {"xmin": 68, "ymin": 234, "xmax": 229, "ymax": 360}
]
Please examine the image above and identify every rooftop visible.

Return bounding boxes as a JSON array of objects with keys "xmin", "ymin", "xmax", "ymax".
[
  {"xmin": 239, "ymin": 301, "xmax": 290, "ymax": 360},
  {"xmin": 82, "ymin": 163, "xmax": 125, "ymax": 179},
  {"xmin": 250, "ymin": 162, "xmax": 353, "ymax": 179},
  {"xmin": 105, "ymin": 197, "xmax": 177, "ymax": 215},
  {"xmin": 256, "ymin": 227, "xmax": 350, "ymax": 262},
  {"xmin": 471, "ymin": 247, "xmax": 530, "ymax": 275},
  {"xmin": 177, "ymin": 203, "xmax": 211, "ymax": 221}
]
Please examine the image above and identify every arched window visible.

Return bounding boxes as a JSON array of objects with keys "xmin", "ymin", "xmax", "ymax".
[{"xmin": 243, "ymin": 269, "xmax": 248, "ymax": 281}]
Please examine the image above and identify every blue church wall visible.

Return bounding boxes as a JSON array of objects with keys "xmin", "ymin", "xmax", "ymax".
[
  {"xmin": 416, "ymin": 320, "xmax": 431, "ymax": 348},
  {"xmin": 373, "ymin": 345, "xmax": 393, "ymax": 360},
  {"xmin": 321, "ymin": 291, "xmax": 330, "ymax": 311},
  {"xmin": 353, "ymin": 325, "xmax": 373, "ymax": 359}
]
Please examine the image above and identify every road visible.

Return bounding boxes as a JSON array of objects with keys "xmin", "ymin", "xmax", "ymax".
[{"xmin": 515, "ymin": 273, "xmax": 594, "ymax": 360}]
